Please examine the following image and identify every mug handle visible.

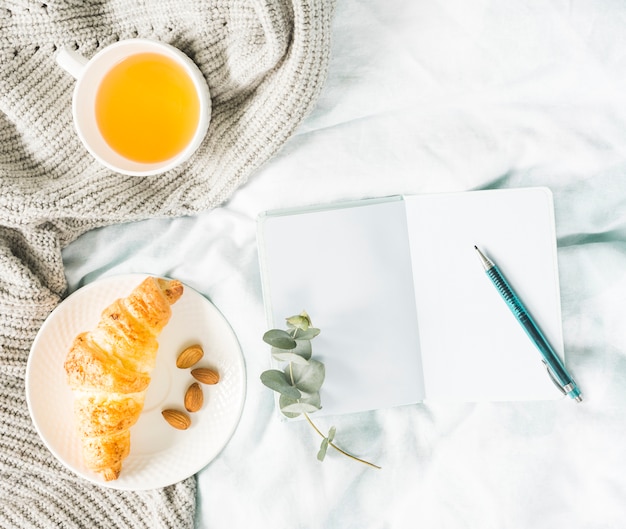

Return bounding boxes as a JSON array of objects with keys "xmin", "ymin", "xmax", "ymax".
[{"xmin": 56, "ymin": 46, "xmax": 89, "ymax": 79}]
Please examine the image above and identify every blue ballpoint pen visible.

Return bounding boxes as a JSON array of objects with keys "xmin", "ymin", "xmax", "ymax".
[{"xmin": 474, "ymin": 245, "xmax": 583, "ymax": 402}]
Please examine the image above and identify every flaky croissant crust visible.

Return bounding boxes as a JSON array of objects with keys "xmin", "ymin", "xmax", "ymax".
[{"xmin": 64, "ymin": 276, "xmax": 183, "ymax": 481}]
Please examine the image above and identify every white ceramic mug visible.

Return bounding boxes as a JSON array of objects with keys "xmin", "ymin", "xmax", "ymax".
[{"xmin": 57, "ymin": 39, "xmax": 211, "ymax": 176}]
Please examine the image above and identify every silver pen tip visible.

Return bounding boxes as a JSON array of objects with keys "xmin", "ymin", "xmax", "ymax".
[{"xmin": 474, "ymin": 245, "xmax": 493, "ymax": 271}]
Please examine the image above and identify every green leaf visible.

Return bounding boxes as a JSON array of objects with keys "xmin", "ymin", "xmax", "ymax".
[
  {"xmin": 260, "ymin": 370, "xmax": 301, "ymax": 399},
  {"xmin": 271, "ymin": 340, "xmax": 312, "ymax": 363},
  {"xmin": 289, "ymin": 359, "xmax": 325, "ymax": 394},
  {"xmin": 279, "ymin": 392, "xmax": 321, "ymax": 419},
  {"xmin": 317, "ymin": 438, "xmax": 329, "ymax": 461},
  {"xmin": 327, "ymin": 426, "xmax": 336, "ymax": 443},
  {"xmin": 294, "ymin": 327, "xmax": 321, "ymax": 340},
  {"xmin": 278, "ymin": 394, "xmax": 302, "ymax": 419},
  {"xmin": 271, "ymin": 350, "xmax": 309, "ymax": 365},
  {"xmin": 263, "ymin": 329, "xmax": 296, "ymax": 350},
  {"xmin": 286, "ymin": 311, "xmax": 311, "ymax": 330},
  {"xmin": 293, "ymin": 339, "xmax": 312, "ymax": 360},
  {"xmin": 281, "ymin": 401, "xmax": 322, "ymax": 414}
]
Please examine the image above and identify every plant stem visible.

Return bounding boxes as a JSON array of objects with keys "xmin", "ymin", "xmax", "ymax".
[
  {"xmin": 287, "ymin": 328, "xmax": 297, "ymax": 384},
  {"xmin": 285, "ymin": 323, "xmax": 380, "ymax": 469},
  {"xmin": 303, "ymin": 413, "xmax": 381, "ymax": 470}
]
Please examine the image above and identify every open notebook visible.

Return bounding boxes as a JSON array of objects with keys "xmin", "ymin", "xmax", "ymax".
[{"xmin": 257, "ymin": 188, "xmax": 565, "ymax": 416}]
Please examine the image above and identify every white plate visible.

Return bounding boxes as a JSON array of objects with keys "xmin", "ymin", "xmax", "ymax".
[{"xmin": 26, "ymin": 274, "xmax": 246, "ymax": 490}]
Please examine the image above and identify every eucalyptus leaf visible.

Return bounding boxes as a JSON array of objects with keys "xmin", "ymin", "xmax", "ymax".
[
  {"xmin": 286, "ymin": 312, "xmax": 311, "ymax": 330},
  {"xmin": 279, "ymin": 392, "xmax": 321, "ymax": 419},
  {"xmin": 263, "ymin": 329, "xmax": 297, "ymax": 350},
  {"xmin": 288, "ymin": 359, "xmax": 325, "ymax": 393},
  {"xmin": 293, "ymin": 388, "xmax": 318, "ymax": 401},
  {"xmin": 293, "ymin": 339, "xmax": 312, "ymax": 360},
  {"xmin": 272, "ymin": 340, "xmax": 312, "ymax": 362},
  {"xmin": 278, "ymin": 394, "xmax": 302, "ymax": 419},
  {"xmin": 271, "ymin": 349, "xmax": 310, "ymax": 365},
  {"xmin": 317, "ymin": 438, "xmax": 329, "ymax": 461},
  {"xmin": 327, "ymin": 426, "xmax": 336, "ymax": 443},
  {"xmin": 260, "ymin": 370, "xmax": 301, "ymax": 399},
  {"xmin": 261, "ymin": 311, "xmax": 380, "ymax": 469},
  {"xmin": 294, "ymin": 327, "xmax": 321, "ymax": 340},
  {"xmin": 281, "ymin": 401, "xmax": 322, "ymax": 414}
]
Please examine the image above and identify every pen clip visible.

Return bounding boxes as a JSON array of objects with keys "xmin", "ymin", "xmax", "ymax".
[{"xmin": 542, "ymin": 360, "xmax": 567, "ymax": 395}]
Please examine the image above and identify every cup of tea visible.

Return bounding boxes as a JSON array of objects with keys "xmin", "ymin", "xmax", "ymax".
[{"xmin": 57, "ymin": 39, "xmax": 211, "ymax": 176}]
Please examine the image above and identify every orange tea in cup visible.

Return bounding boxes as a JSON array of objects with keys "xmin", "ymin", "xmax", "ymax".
[{"xmin": 95, "ymin": 52, "xmax": 201, "ymax": 164}]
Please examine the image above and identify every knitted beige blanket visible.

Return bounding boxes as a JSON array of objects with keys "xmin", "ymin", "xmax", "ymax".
[{"xmin": 0, "ymin": 1, "xmax": 334, "ymax": 527}]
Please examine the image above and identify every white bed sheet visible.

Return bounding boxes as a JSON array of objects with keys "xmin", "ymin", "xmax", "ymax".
[{"xmin": 62, "ymin": 1, "xmax": 626, "ymax": 527}]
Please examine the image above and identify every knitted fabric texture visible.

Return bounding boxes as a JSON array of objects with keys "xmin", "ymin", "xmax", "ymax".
[{"xmin": 0, "ymin": 1, "xmax": 334, "ymax": 527}]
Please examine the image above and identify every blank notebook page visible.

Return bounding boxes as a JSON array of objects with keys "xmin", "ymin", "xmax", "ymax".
[
  {"xmin": 259, "ymin": 199, "xmax": 426, "ymax": 416},
  {"xmin": 404, "ymin": 188, "xmax": 563, "ymax": 401}
]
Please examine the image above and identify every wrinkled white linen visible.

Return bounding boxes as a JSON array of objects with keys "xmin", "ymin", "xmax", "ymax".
[{"xmin": 63, "ymin": 1, "xmax": 626, "ymax": 527}]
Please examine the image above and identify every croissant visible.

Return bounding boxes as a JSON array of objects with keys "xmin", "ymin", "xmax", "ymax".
[{"xmin": 64, "ymin": 276, "xmax": 184, "ymax": 481}]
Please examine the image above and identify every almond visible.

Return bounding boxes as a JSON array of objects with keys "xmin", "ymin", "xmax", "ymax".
[
  {"xmin": 184, "ymin": 382, "xmax": 204, "ymax": 412},
  {"xmin": 161, "ymin": 409, "xmax": 191, "ymax": 430},
  {"xmin": 191, "ymin": 367, "xmax": 220, "ymax": 385},
  {"xmin": 176, "ymin": 344, "xmax": 204, "ymax": 369}
]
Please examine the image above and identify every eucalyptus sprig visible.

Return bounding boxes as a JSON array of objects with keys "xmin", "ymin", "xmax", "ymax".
[{"xmin": 261, "ymin": 311, "xmax": 380, "ymax": 469}]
